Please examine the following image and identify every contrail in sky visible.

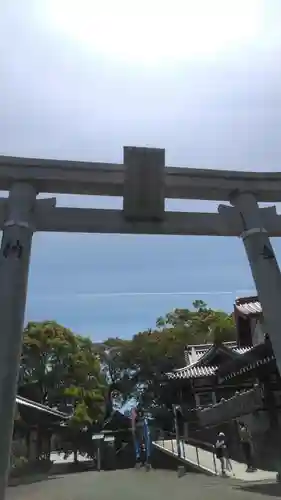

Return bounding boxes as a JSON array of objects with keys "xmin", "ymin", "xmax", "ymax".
[
  {"xmin": 33, "ymin": 289, "xmax": 256, "ymax": 300},
  {"xmin": 74, "ymin": 290, "xmax": 255, "ymax": 297}
]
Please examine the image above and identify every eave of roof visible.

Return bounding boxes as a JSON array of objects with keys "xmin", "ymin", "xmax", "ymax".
[
  {"xmin": 167, "ymin": 364, "xmax": 217, "ymax": 380},
  {"xmin": 166, "ymin": 343, "xmax": 253, "ymax": 380},
  {"xmin": 218, "ymin": 341, "xmax": 275, "ymax": 382},
  {"xmin": 220, "ymin": 354, "xmax": 275, "ymax": 382},
  {"xmin": 234, "ymin": 296, "xmax": 262, "ymax": 318},
  {"xmin": 16, "ymin": 395, "xmax": 70, "ymax": 419}
]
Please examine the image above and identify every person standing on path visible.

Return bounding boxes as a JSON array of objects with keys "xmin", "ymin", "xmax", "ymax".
[
  {"xmin": 174, "ymin": 405, "xmax": 185, "ymax": 457},
  {"xmin": 238, "ymin": 422, "xmax": 255, "ymax": 472},
  {"xmin": 215, "ymin": 432, "xmax": 227, "ymax": 476}
]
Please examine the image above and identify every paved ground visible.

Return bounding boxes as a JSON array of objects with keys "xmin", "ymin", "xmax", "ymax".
[
  {"xmin": 154, "ymin": 439, "xmax": 277, "ymax": 482},
  {"xmin": 5, "ymin": 469, "xmax": 281, "ymax": 500}
]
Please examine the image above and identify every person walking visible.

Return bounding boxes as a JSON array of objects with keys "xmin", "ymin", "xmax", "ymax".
[
  {"xmin": 173, "ymin": 405, "xmax": 185, "ymax": 458},
  {"xmin": 224, "ymin": 445, "xmax": 234, "ymax": 475},
  {"xmin": 238, "ymin": 422, "xmax": 255, "ymax": 472},
  {"xmin": 215, "ymin": 432, "xmax": 227, "ymax": 476},
  {"xmin": 132, "ymin": 407, "xmax": 151, "ymax": 468}
]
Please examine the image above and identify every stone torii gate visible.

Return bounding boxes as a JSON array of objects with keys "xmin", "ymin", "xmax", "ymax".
[{"xmin": 1, "ymin": 146, "xmax": 281, "ymax": 493}]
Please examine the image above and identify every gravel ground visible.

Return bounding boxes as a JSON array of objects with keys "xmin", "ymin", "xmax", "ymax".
[{"xmin": 6, "ymin": 468, "xmax": 281, "ymax": 500}]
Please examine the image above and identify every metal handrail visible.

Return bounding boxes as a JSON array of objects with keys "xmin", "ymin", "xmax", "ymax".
[
  {"xmin": 185, "ymin": 436, "xmax": 215, "ymax": 450},
  {"xmin": 154, "ymin": 428, "xmax": 217, "ymax": 475}
]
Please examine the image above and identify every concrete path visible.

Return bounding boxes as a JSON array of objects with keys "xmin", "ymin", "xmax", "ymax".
[
  {"xmin": 153, "ymin": 439, "xmax": 277, "ymax": 482},
  {"xmin": 6, "ymin": 469, "xmax": 281, "ymax": 500}
]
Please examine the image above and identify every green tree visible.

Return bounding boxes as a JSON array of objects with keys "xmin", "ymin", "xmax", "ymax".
[
  {"xmin": 97, "ymin": 338, "xmax": 135, "ymax": 418},
  {"xmin": 156, "ymin": 300, "xmax": 235, "ymax": 344},
  {"xmin": 19, "ymin": 301, "xmax": 236, "ymax": 450},
  {"xmin": 65, "ymin": 335, "xmax": 108, "ymax": 421},
  {"xmin": 101, "ymin": 301, "xmax": 236, "ymax": 412},
  {"xmin": 20, "ymin": 321, "xmax": 108, "ymax": 459},
  {"xmin": 20, "ymin": 321, "xmax": 78, "ymax": 406}
]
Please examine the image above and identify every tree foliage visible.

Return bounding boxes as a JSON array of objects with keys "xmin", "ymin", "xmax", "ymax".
[
  {"xmin": 18, "ymin": 301, "xmax": 236, "ymax": 448},
  {"xmin": 20, "ymin": 321, "xmax": 108, "ymax": 427},
  {"xmin": 100, "ymin": 301, "xmax": 236, "ymax": 411}
]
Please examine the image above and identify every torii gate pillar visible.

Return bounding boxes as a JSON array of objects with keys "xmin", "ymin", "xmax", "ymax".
[
  {"xmin": 220, "ymin": 191, "xmax": 281, "ymax": 374},
  {"xmin": 0, "ymin": 183, "xmax": 36, "ymax": 497}
]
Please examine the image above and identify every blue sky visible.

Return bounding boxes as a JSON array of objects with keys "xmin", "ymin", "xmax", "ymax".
[{"xmin": 1, "ymin": 0, "xmax": 281, "ymax": 340}]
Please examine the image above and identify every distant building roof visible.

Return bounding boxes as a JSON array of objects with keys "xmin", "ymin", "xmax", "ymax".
[
  {"xmin": 183, "ymin": 341, "xmax": 249, "ymax": 366},
  {"xmin": 218, "ymin": 339, "xmax": 275, "ymax": 382},
  {"xmin": 168, "ymin": 365, "xmax": 218, "ymax": 380},
  {"xmin": 234, "ymin": 296, "xmax": 262, "ymax": 318},
  {"xmin": 167, "ymin": 342, "xmax": 253, "ymax": 380},
  {"xmin": 166, "ymin": 298, "xmax": 266, "ymax": 382}
]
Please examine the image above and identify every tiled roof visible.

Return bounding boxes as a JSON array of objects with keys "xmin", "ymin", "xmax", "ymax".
[
  {"xmin": 169, "ymin": 345, "xmax": 273, "ymax": 381},
  {"xmin": 167, "ymin": 344, "xmax": 254, "ymax": 380},
  {"xmin": 218, "ymin": 340, "xmax": 275, "ymax": 381},
  {"xmin": 233, "ymin": 346, "xmax": 253, "ymax": 355},
  {"xmin": 222, "ymin": 355, "xmax": 275, "ymax": 381},
  {"xmin": 221, "ymin": 348, "xmax": 275, "ymax": 381},
  {"xmin": 235, "ymin": 296, "xmax": 262, "ymax": 317},
  {"xmin": 184, "ymin": 341, "xmax": 237, "ymax": 365},
  {"xmin": 167, "ymin": 364, "xmax": 218, "ymax": 380}
]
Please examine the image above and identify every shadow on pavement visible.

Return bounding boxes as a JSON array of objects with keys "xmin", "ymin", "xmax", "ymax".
[
  {"xmin": 235, "ymin": 481, "xmax": 281, "ymax": 497},
  {"xmin": 8, "ymin": 461, "xmax": 96, "ymax": 487},
  {"xmin": 8, "ymin": 475, "xmax": 59, "ymax": 488}
]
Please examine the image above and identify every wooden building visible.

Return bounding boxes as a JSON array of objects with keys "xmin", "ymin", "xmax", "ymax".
[
  {"xmin": 163, "ymin": 297, "xmax": 276, "ymax": 426},
  {"xmin": 233, "ymin": 295, "xmax": 264, "ymax": 347},
  {"xmin": 165, "ymin": 341, "xmax": 254, "ymax": 424},
  {"xmin": 164, "ymin": 296, "xmax": 281, "ymax": 468},
  {"xmin": 12, "ymin": 395, "xmax": 69, "ymax": 463},
  {"xmin": 200, "ymin": 296, "xmax": 278, "ymax": 429}
]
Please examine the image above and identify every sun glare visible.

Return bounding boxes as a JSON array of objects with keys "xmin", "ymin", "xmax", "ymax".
[{"xmin": 45, "ymin": 0, "xmax": 264, "ymax": 64}]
